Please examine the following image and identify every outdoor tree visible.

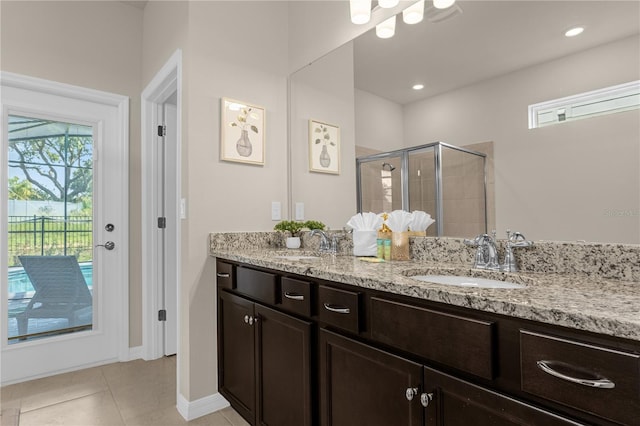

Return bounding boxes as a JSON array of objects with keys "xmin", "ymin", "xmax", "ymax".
[
  {"xmin": 7, "ymin": 176, "xmax": 47, "ymax": 200},
  {"xmin": 9, "ymin": 130, "xmax": 93, "ymax": 204}
]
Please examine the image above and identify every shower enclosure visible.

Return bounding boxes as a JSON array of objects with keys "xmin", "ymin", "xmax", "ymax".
[{"xmin": 356, "ymin": 142, "xmax": 487, "ymax": 237}]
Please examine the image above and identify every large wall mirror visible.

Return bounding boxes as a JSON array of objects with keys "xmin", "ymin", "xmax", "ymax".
[{"xmin": 289, "ymin": 0, "xmax": 639, "ymax": 244}]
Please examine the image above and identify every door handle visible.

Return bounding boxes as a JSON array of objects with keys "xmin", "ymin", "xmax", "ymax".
[{"xmin": 96, "ymin": 241, "xmax": 115, "ymax": 250}]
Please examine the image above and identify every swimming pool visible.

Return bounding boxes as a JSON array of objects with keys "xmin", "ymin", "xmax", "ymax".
[{"xmin": 7, "ymin": 262, "xmax": 93, "ymax": 295}]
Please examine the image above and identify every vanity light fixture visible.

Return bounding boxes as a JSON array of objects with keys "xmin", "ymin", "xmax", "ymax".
[
  {"xmin": 433, "ymin": 0, "xmax": 455, "ymax": 10},
  {"xmin": 378, "ymin": 0, "xmax": 399, "ymax": 8},
  {"xmin": 403, "ymin": 0, "xmax": 425, "ymax": 24},
  {"xmin": 350, "ymin": 0, "xmax": 372, "ymax": 24},
  {"xmin": 376, "ymin": 15, "xmax": 396, "ymax": 38},
  {"xmin": 412, "ymin": 84, "xmax": 425, "ymax": 90},
  {"xmin": 565, "ymin": 26, "xmax": 584, "ymax": 37}
]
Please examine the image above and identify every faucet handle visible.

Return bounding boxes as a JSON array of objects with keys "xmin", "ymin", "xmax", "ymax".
[
  {"xmin": 464, "ymin": 233, "xmax": 486, "ymax": 246},
  {"xmin": 509, "ymin": 231, "xmax": 533, "ymax": 247}
]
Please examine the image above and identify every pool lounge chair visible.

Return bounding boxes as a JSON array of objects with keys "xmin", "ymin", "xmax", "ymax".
[{"xmin": 15, "ymin": 256, "xmax": 92, "ymax": 336}]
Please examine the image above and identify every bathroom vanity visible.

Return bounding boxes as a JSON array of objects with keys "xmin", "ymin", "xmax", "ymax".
[{"xmin": 212, "ymin": 237, "xmax": 640, "ymax": 426}]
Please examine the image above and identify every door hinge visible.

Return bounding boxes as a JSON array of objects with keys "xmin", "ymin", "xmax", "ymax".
[
  {"xmin": 157, "ymin": 125, "xmax": 166, "ymax": 137},
  {"xmin": 157, "ymin": 217, "xmax": 166, "ymax": 229},
  {"xmin": 158, "ymin": 309, "xmax": 167, "ymax": 321}
]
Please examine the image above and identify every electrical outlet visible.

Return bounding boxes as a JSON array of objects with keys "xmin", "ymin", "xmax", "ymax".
[
  {"xmin": 271, "ymin": 201, "xmax": 281, "ymax": 221},
  {"xmin": 295, "ymin": 202, "xmax": 304, "ymax": 221}
]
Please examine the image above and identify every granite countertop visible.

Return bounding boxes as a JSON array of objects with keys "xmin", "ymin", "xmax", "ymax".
[{"xmin": 212, "ymin": 248, "xmax": 640, "ymax": 343}]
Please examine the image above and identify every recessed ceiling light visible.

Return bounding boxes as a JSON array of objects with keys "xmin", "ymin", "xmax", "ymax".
[
  {"xmin": 565, "ymin": 27, "xmax": 584, "ymax": 37},
  {"xmin": 412, "ymin": 84, "xmax": 425, "ymax": 90}
]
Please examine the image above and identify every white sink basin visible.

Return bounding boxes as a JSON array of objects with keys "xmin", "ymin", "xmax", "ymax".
[
  {"xmin": 412, "ymin": 275, "xmax": 526, "ymax": 289},
  {"xmin": 274, "ymin": 255, "xmax": 320, "ymax": 261}
]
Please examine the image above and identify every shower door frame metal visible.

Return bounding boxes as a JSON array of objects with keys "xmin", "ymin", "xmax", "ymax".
[{"xmin": 356, "ymin": 141, "xmax": 488, "ymax": 237}]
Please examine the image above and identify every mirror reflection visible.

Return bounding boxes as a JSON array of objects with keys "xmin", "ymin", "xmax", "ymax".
[{"xmin": 289, "ymin": 0, "xmax": 639, "ymax": 243}]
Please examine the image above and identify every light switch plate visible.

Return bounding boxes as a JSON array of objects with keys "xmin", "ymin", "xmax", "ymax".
[
  {"xmin": 295, "ymin": 202, "xmax": 304, "ymax": 221},
  {"xmin": 271, "ymin": 201, "xmax": 281, "ymax": 221}
]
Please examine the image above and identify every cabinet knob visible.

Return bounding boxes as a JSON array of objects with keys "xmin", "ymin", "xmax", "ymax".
[
  {"xmin": 420, "ymin": 392, "xmax": 433, "ymax": 408},
  {"xmin": 405, "ymin": 387, "xmax": 418, "ymax": 401},
  {"xmin": 244, "ymin": 315, "xmax": 250, "ymax": 324}
]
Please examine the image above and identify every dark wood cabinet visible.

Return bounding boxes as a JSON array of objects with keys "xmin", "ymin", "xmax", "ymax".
[
  {"xmin": 218, "ymin": 290, "xmax": 255, "ymax": 422},
  {"xmin": 216, "ymin": 259, "xmax": 640, "ymax": 426},
  {"xmin": 319, "ymin": 329, "xmax": 423, "ymax": 426},
  {"xmin": 423, "ymin": 366, "xmax": 582, "ymax": 425},
  {"xmin": 217, "ymin": 263, "xmax": 312, "ymax": 426},
  {"xmin": 255, "ymin": 303, "xmax": 312, "ymax": 426}
]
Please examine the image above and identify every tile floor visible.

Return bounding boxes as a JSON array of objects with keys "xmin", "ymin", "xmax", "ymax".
[{"xmin": 0, "ymin": 356, "xmax": 249, "ymax": 426}]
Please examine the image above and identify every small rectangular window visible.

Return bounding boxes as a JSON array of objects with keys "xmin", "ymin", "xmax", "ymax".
[{"xmin": 528, "ymin": 80, "xmax": 640, "ymax": 129}]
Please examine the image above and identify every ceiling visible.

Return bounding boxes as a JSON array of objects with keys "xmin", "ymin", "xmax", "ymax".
[{"xmin": 354, "ymin": 1, "xmax": 640, "ymax": 104}]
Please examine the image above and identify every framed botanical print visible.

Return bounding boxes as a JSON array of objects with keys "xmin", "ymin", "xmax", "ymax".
[
  {"xmin": 221, "ymin": 97, "xmax": 265, "ymax": 165},
  {"xmin": 309, "ymin": 119, "xmax": 340, "ymax": 174}
]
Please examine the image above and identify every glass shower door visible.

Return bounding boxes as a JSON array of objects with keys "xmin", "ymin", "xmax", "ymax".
[{"xmin": 357, "ymin": 154, "xmax": 403, "ymax": 213}]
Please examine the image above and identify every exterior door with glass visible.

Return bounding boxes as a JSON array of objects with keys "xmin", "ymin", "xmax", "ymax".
[{"xmin": 1, "ymin": 73, "xmax": 129, "ymax": 384}]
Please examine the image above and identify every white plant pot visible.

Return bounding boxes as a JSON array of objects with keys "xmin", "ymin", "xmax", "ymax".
[{"xmin": 286, "ymin": 237, "xmax": 301, "ymax": 249}]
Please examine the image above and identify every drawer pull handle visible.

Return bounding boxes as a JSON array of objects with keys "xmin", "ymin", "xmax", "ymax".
[
  {"xmin": 284, "ymin": 292, "xmax": 305, "ymax": 301},
  {"xmin": 216, "ymin": 272, "xmax": 230, "ymax": 278},
  {"xmin": 536, "ymin": 360, "xmax": 615, "ymax": 389},
  {"xmin": 323, "ymin": 303, "xmax": 350, "ymax": 314}
]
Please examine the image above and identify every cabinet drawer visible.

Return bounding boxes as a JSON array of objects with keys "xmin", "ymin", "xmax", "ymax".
[
  {"xmin": 236, "ymin": 266, "xmax": 278, "ymax": 305},
  {"xmin": 280, "ymin": 277, "xmax": 312, "ymax": 318},
  {"xmin": 520, "ymin": 330, "xmax": 640, "ymax": 425},
  {"xmin": 370, "ymin": 297, "xmax": 495, "ymax": 379},
  {"xmin": 216, "ymin": 260, "xmax": 235, "ymax": 289},
  {"xmin": 317, "ymin": 285, "xmax": 361, "ymax": 334}
]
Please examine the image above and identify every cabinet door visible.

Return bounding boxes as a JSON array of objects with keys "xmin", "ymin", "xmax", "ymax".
[
  {"xmin": 423, "ymin": 366, "xmax": 582, "ymax": 426},
  {"xmin": 255, "ymin": 304, "xmax": 313, "ymax": 426},
  {"xmin": 219, "ymin": 291, "xmax": 256, "ymax": 423},
  {"xmin": 320, "ymin": 329, "xmax": 423, "ymax": 426}
]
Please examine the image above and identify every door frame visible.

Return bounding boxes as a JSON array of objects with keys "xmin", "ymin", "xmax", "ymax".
[
  {"xmin": 0, "ymin": 71, "xmax": 130, "ymax": 384},
  {"xmin": 141, "ymin": 49, "xmax": 182, "ymax": 361}
]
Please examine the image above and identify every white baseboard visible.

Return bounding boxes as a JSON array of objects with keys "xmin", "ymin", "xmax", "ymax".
[
  {"xmin": 127, "ymin": 345, "xmax": 143, "ymax": 361},
  {"xmin": 176, "ymin": 392, "xmax": 230, "ymax": 421}
]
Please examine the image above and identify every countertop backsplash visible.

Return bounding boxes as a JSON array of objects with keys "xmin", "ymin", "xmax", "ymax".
[{"xmin": 209, "ymin": 231, "xmax": 640, "ymax": 282}]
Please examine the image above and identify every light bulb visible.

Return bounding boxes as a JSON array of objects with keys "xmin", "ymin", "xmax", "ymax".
[
  {"xmin": 403, "ymin": 0, "xmax": 425, "ymax": 24},
  {"xmin": 433, "ymin": 0, "xmax": 455, "ymax": 9},
  {"xmin": 565, "ymin": 27, "xmax": 584, "ymax": 37},
  {"xmin": 412, "ymin": 84, "xmax": 425, "ymax": 90},
  {"xmin": 350, "ymin": 0, "xmax": 372, "ymax": 24},
  {"xmin": 379, "ymin": 0, "xmax": 399, "ymax": 8},
  {"xmin": 376, "ymin": 15, "xmax": 396, "ymax": 39}
]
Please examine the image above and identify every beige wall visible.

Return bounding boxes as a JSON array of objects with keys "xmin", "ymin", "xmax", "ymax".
[
  {"xmin": 142, "ymin": 0, "xmax": 290, "ymax": 402},
  {"xmin": 403, "ymin": 36, "xmax": 640, "ymax": 243},
  {"xmin": 1, "ymin": 0, "xmax": 144, "ymax": 345},
  {"xmin": 141, "ymin": 0, "xmax": 190, "ymax": 398},
  {"xmin": 188, "ymin": 0, "xmax": 289, "ymax": 400},
  {"xmin": 355, "ymin": 89, "xmax": 404, "ymax": 152},
  {"xmin": 290, "ymin": 42, "xmax": 357, "ymax": 229}
]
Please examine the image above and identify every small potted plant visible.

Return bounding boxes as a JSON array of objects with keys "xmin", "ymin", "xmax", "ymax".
[
  {"xmin": 274, "ymin": 220, "xmax": 305, "ymax": 249},
  {"xmin": 274, "ymin": 220, "xmax": 327, "ymax": 249}
]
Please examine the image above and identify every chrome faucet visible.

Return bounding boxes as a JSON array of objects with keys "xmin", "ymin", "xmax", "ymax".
[
  {"xmin": 465, "ymin": 230, "xmax": 532, "ymax": 272},
  {"xmin": 309, "ymin": 229, "xmax": 337, "ymax": 254},
  {"xmin": 464, "ymin": 232, "xmax": 500, "ymax": 271},
  {"xmin": 501, "ymin": 230, "xmax": 533, "ymax": 272}
]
